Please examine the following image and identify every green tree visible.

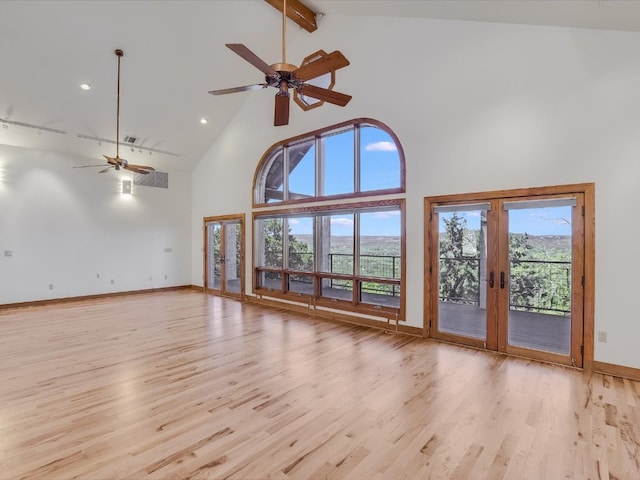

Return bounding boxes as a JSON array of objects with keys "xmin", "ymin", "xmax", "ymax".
[
  {"xmin": 262, "ymin": 218, "xmax": 313, "ymax": 271},
  {"xmin": 439, "ymin": 213, "xmax": 479, "ymax": 304},
  {"xmin": 509, "ymin": 233, "xmax": 542, "ymax": 311}
]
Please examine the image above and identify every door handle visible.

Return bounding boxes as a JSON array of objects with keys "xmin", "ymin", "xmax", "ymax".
[
  {"xmin": 489, "ymin": 271, "xmax": 494, "ymax": 288},
  {"xmin": 500, "ymin": 271, "xmax": 505, "ymax": 289}
]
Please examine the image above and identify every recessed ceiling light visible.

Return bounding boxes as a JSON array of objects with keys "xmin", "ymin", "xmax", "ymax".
[
  {"xmin": 200, "ymin": 118, "xmax": 208, "ymax": 125},
  {"xmin": 80, "ymin": 83, "xmax": 91, "ymax": 91}
]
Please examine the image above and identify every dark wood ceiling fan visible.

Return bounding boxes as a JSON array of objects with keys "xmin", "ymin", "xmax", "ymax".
[
  {"xmin": 100, "ymin": 49, "xmax": 155, "ymax": 174},
  {"xmin": 75, "ymin": 49, "xmax": 156, "ymax": 175},
  {"xmin": 208, "ymin": 0, "xmax": 352, "ymax": 126}
]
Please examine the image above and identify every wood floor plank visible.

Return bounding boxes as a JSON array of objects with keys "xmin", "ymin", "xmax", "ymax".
[{"xmin": 0, "ymin": 290, "xmax": 639, "ymax": 479}]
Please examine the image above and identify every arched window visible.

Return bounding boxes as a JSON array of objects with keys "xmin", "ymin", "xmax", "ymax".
[
  {"xmin": 253, "ymin": 118, "xmax": 405, "ymax": 206},
  {"xmin": 252, "ymin": 118, "xmax": 406, "ymax": 319}
]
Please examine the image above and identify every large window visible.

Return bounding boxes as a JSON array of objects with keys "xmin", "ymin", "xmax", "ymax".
[
  {"xmin": 254, "ymin": 202, "xmax": 404, "ymax": 316},
  {"xmin": 253, "ymin": 119, "xmax": 406, "ymax": 319},
  {"xmin": 254, "ymin": 119, "xmax": 404, "ymax": 206}
]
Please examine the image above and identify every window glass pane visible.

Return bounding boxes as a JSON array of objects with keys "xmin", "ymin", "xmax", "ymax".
[
  {"xmin": 507, "ymin": 205, "xmax": 572, "ymax": 355},
  {"xmin": 319, "ymin": 276, "xmax": 353, "ymax": 302},
  {"xmin": 287, "ymin": 216, "xmax": 314, "ymax": 272},
  {"xmin": 359, "ymin": 281, "xmax": 401, "ymax": 308},
  {"xmin": 257, "ymin": 271, "xmax": 282, "ymax": 291},
  {"xmin": 323, "ymin": 129, "xmax": 354, "ymax": 196},
  {"xmin": 256, "ymin": 218, "xmax": 284, "ymax": 268},
  {"xmin": 288, "ymin": 140, "xmax": 315, "ymax": 200},
  {"xmin": 437, "ymin": 209, "xmax": 486, "ymax": 340},
  {"xmin": 288, "ymin": 274, "xmax": 314, "ymax": 295},
  {"xmin": 359, "ymin": 210, "xmax": 401, "ymax": 279},
  {"xmin": 263, "ymin": 149, "xmax": 284, "ymax": 203},
  {"xmin": 360, "ymin": 126, "xmax": 400, "ymax": 192},
  {"xmin": 207, "ymin": 223, "xmax": 222, "ymax": 290},
  {"xmin": 317, "ymin": 213, "xmax": 354, "ymax": 274}
]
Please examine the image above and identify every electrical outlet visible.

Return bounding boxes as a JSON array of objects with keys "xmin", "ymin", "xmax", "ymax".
[
  {"xmin": 110, "ymin": 279, "xmax": 115, "ymax": 285},
  {"xmin": 149, "ymin": 276, "xmax": 152, "ymax": 281},
  {"xmin": 164, "ymin": 247, "xmax": 173, "ymax": 253},
  {"xmin": 597, "ymin": 331, "xmax": 607, "ymax": 343},
  {"xmin": 48, "ymin": 284, "xmax": 53, "ymax": 290},
  {"xmin": 4, "ymin": 250, "xmax": 12, "ymax": 257},
  {"xmin": 164, "ymin": 275, "xmax": 168, "ymax": 280},
  {"xmin": 96, "ymin": 273, "xmax": 100, "ymax": 279}
]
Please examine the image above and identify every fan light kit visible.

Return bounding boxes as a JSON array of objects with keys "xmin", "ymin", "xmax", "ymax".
[
  {"xmin": 80, "ymin": 83, "xmax": 91, "ymax": 91},
  {"xmin": 208, "ymin": 0, "xmax": 351, "ymax": 126}
]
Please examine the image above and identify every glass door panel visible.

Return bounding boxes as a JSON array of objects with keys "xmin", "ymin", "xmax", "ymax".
[
  {"xmin": 207, "ymin": 223, "xmax": 223, "ymax": 291},
  {"xmin": 504, "ymin": 200, "xmax": 574, "ymax": 356},
  {"xmin": 223, "ymin": 221, "xmax": 242, "ymax": 294},
  {"xmin": 436, "ymin": 207, "xmax": 489, "ymax": 341}
]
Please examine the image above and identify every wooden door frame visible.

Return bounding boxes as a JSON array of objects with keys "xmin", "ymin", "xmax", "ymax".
[
  {"xmin": 203, "ymin": 214, "xmax": 246, "ymax": 299},
  {"xmin": 424, "ymin": 183, "xmax": 595, "ymax": 370}
]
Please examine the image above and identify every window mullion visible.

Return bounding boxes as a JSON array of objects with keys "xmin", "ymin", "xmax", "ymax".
[
  {"xmin": 353, "ymin": 211, "xmax": 360, "ymax": 305},
  {"xmin": 354, "ymin": 125, "xmax": 361, "ymax": 193},
  {"xmin": 283, "ymin": 146, "xmax": 289, "ymax": 202},
  {"xmin": 283, "ymin": 217, "xmax": 289, "ymax": 271}
]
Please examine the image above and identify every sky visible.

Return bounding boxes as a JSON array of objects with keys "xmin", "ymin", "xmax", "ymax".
[
  {"xmin": 439, "ymin": 206, "xmax": 573, "ymax": 236},
  {"xmin": 288, "ymin": 209, "xmax": 401, "ymax": 237},
  {"xmin": 287, "ymin": 125, "xmax": 402, "ymax": 237}
]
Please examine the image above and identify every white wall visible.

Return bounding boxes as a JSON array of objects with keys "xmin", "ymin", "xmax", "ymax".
[
  {"xmin": 192, "ymin": 16, "xmax": 640, "ymax": 370},
  {"xmin": 0, "ymin": 144, "xmax": 191, "ymax": 303}
]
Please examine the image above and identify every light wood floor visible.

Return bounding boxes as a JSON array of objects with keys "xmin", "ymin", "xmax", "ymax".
[{"xmin": 1, "ymin": 290, "xmax": 639, "ymax": 479}]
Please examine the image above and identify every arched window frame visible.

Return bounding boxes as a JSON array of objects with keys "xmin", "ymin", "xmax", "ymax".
[{"xmin": 253, "ymin": 118, "xmax": 406, "ymax": 207}]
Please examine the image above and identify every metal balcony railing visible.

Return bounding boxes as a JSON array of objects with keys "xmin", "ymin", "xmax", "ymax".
[{"xmin": 438, "ymin": 256, "xmax": 572, "ymax": 316}]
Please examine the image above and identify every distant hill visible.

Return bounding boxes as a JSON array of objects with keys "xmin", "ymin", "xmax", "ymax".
[
  {"xmin": 294, "ymin": 234, "xmax": 400, "ymax": 255},
  {"xmin": 293, "ymin": 233, "xmax": 570, "ymax": 256},
  {"xmin": 522, "ymin": 234, "xmax": 570, "ymax": 250}
]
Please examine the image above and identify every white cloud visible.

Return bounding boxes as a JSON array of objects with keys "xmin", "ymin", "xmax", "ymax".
[
  {"xmin": 288, "ymin": 219, "xmax": 300, "ymax": 225},
  {"xmin": 371, "ymin": 210, "xmax": 401, "ymax": 219},
  {"xmin": 331, "ymin": 217, "xmax": 354, "ymax": 226},
  {"xmin": 365, "ymin": 141, "xmax": 397, "ymax": 152}
]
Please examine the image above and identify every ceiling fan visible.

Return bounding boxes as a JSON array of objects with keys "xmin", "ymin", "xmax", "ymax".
[
  {"xmin": 208, "ymin": 0, "xmax": 352, "ymax": 126},
  {"xmin": 76, "ymin": 49, "xmax": 155, "ymax": 175}
]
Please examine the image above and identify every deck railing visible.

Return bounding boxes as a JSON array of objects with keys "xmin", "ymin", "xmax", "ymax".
[
  {"xmin": 276, "ymin": 252, "xmax": 571, "ymax": 314},
  {"xmin": 438, "ymin": 256, "xmax": 571, "ymax": 315}
]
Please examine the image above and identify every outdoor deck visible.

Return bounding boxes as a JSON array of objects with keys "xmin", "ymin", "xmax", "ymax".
[{"xmin": 438, "ymin": 302, "xmax": 570, "ymax": 354}]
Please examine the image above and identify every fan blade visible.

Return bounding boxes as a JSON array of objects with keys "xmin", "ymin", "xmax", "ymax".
[
  {"xmin": 126, "ymin": 163, "xmax": 155, "ymax": 171},
  {"xmin": 99, "ymin": 166, "xmax": 114, "ymax": 173},
  {"xmin": 125, "ymin": 165, "xmax": 152, "ymax": 174},
  {"xmin": 226, "ymin": 44, "xmax": 278, "ymax": 77},
  {"xmin": 73, "ymin": 164, "xmax": 107, "ymax": 169},
  {"xmin": 294, "ymin": 50, "xmax": 350, "ymax": 82},
  {"xmin": 209, "ymin": 84, "xmax": 268, "ymax": 96},
  {"xmin": 297, "ymin": 84, "xmax": 352, "ymax": 107},
  {"xmin": 274, "ymin": 92, "xmax": 290, "ymax": 126}
]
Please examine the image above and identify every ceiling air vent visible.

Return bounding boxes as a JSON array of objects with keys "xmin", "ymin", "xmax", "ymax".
[{"xmin": 123, "ymin": 135, "xmax": 137, "ymax": 144}]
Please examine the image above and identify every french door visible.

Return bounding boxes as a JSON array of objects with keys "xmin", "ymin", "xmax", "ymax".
[
  {"xmin": 425, "ymin": 185, "xmax": 594, "ymax": 367},
  {"xmin": 204, "ymin": 215, "xmax": 245, "ymax": 298}
]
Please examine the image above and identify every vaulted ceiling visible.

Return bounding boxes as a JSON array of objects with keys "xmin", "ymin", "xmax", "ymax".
[{"xmin": 1, "ymin": 0, "xmax": 639, "ymax": 172}]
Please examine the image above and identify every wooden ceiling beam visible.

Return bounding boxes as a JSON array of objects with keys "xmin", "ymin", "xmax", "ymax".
[{"xmin": 265, "ymin": 0, "xmax": 318, "ymax": 33}]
